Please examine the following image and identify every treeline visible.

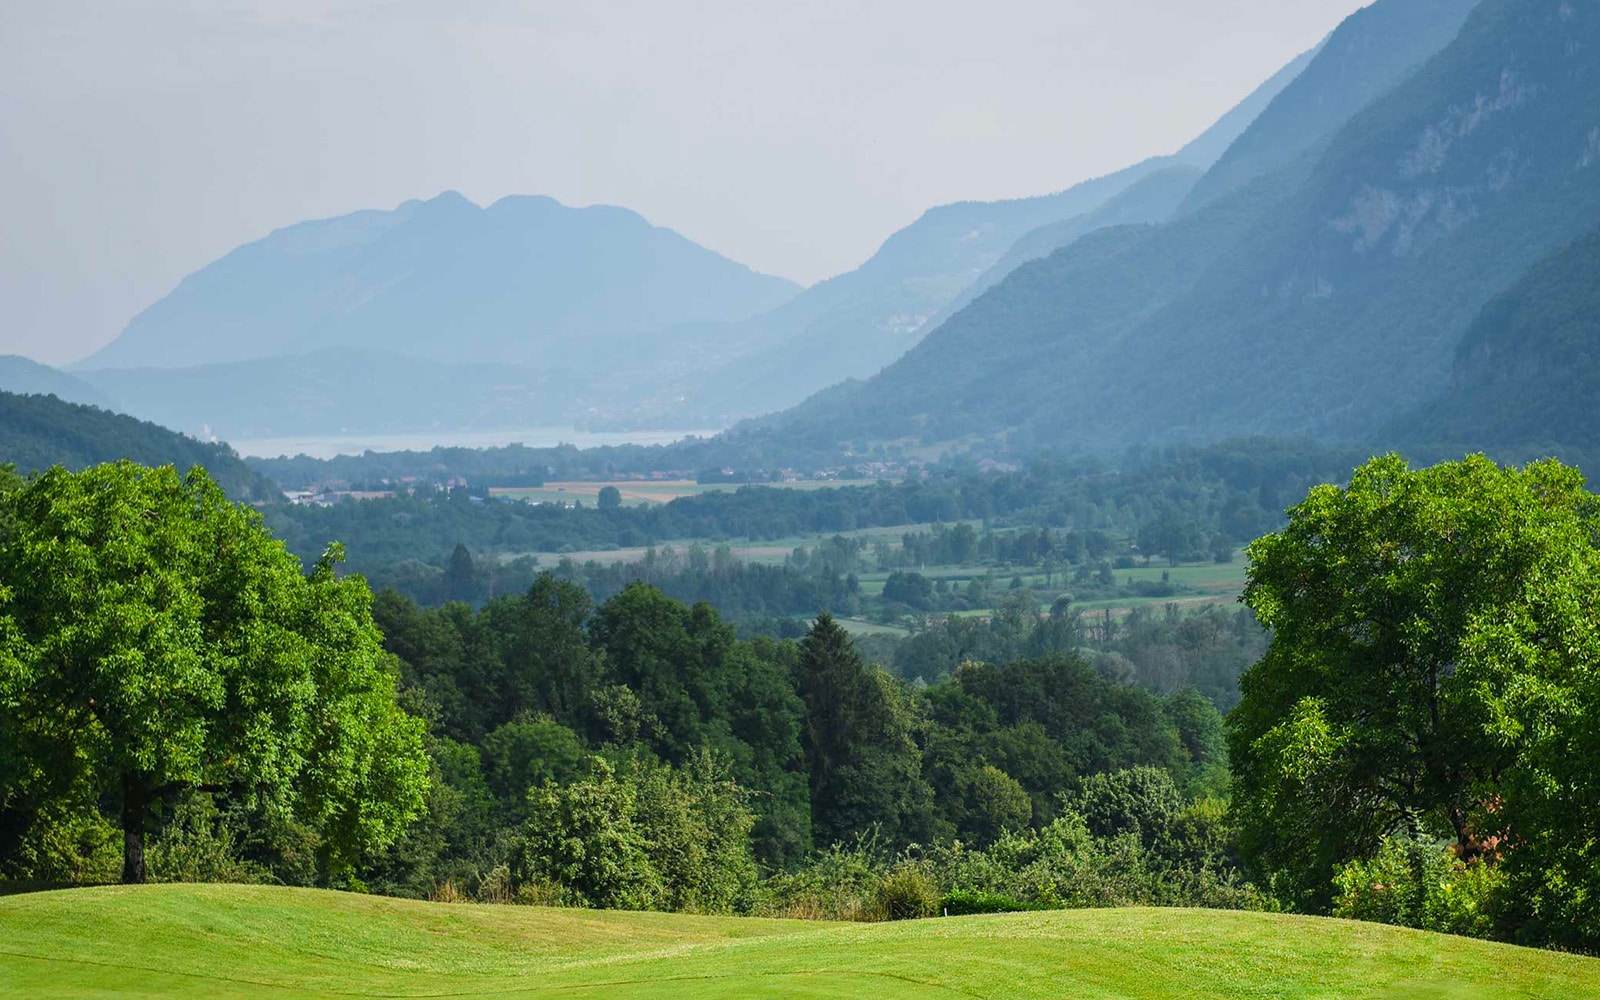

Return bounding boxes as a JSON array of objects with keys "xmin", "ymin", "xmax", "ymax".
[
  {"xmin": 11, "ymin": 456, "xmax": 1600, "ymax": 954},
  {"xmin": 5, "ymin": 569, "xmax": 1247, "ymax": 914},
  {"xmin": 248, "ymin": 431, "xmax": 853, "ymax": 492},
  {"xmin": 361, "ymin": 582, "xmax": 1232, "ymax": 882},
  {"xmin": 885, "ymin": 596, "xmax": 1266, "ymax": 710}
]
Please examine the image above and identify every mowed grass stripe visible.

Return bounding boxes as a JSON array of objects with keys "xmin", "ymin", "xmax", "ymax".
[{"xmin": 1, "ymin": 886, "xmax": 1597, "ymax": 998}]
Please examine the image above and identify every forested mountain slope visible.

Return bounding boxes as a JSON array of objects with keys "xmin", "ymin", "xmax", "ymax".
[
  {"xmin": 1396, "ymin": 223, "xmax": 1600, "ymax": 460},
  {"xmin": 922, "ymin": 165, "xmax": 1207, "ymax": 333},
  {"xmin": 762, "ymin": 0, "xmax": 1600, "ymax": 456},
  {"xmin": 0, "ymin": 391, "xmax": 276, "ymax": 500}
]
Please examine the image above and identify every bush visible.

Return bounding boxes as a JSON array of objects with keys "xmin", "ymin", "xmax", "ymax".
[
  {"xmin": 517, "ymin": 759, "xmax": 661, "ymax": 910},
  {"xmin": 1332, "ymin": 837, "xmax": 1505, "ymax": 939},
  {"xmin": 754, "ymin": 840, "xmax": 884, "ymax": 921},
  {"xmin": 515, "ymin": 752, "xmax": 759, "ymax": 913},
  {"xmin": 876, "ymin": 863, "xmax": 938, "ymax": 921},
  {"xmin": 940, "ymin": 888, "xmax": 1044, "ymax": 916},
  {"xmin": 146, "ymin": 796, "xmax": 270, "ymax": 885}
]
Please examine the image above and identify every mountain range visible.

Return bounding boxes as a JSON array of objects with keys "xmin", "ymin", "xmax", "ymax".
[
  {"xmin": 13, "ymin": 0, "xmax": 1600, "ymax": 476},
  {"xmin": 59, "ymin": 30, "xmax": 1321, "ymax": 440},
  {"xmin": 755, "ymin": 0, "xmax": 1598, "ymax": 463}
]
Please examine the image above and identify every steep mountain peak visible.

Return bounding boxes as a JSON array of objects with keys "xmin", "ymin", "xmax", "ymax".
[{"xmin": 1179, "ymin": 0, "xmax": 1482, "ymax": 214}]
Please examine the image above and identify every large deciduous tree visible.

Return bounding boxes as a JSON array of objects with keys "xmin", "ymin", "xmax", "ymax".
[
  {"xmin": 1229, "ymin": 454, "xmax": 1600, "ymax": 941},
  {"xmin": 0, "ymin": 462, "xmax": 429, "ymax": 883}
]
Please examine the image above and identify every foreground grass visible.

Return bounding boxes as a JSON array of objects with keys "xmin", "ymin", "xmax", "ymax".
[{"xmin": 1, "ymin": 885, "xmax": 1597, "ymax": 998}]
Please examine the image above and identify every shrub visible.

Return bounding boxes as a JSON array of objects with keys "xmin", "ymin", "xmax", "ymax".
[
  {"xmin": 876, "ymin": 863, "xmax": 938, "ymax": 921},
  {"xmin": 516, "ymin": 759, "xmax": 662, "ymax": 910},
  {"xmin": 146, "ymin": 796, "xmax": 270, "ymax": 885},
  {"xmin": 940, "ymin": 889, "xmax": 1044, "ymax": 916},
  {"xmin": 753, "ymin": 840, "xmax": 884, "ymax": 921},
  {"xmin": 1332, "ymin": 837, "xmax": 1505, "ymax": 939}
]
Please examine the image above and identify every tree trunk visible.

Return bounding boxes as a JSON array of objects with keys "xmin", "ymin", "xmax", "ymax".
[{"xmin": 121, "ymin": 775, "xmax": 147, "ymax": 885}]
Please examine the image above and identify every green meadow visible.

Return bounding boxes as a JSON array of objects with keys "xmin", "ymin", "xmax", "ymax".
[{"xmin": 2, "ymin": 885, "xmax": 1596, "ymax": 999}]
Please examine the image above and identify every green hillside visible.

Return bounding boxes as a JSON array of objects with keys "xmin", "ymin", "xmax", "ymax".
[
  {"xmin": 1397, "ymin": 223, "xmax": 1600, "ymax": 462},
  {"xmin": 2, "ymin": 885, "xmax": 1597, "ymax": 999},
  {"xmin": 0, "ymin": 391, "xmax": 276, "ymax": 501}
]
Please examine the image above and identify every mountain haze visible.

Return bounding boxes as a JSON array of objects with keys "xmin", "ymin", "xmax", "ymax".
[
  {"xmin": 81, "ymin": 192, "xmax": 799, "ymax": 371},
  {"xmin": 0, "ymin": 355, "xmax": 116, "ymax": 410},
  {"xmin": 668, "ymin": 41, "xmax": 1324, "ymax": 425},
  {"xmin": 757, "ymin": 0, "xmax": 1600, "ymax": 457}
]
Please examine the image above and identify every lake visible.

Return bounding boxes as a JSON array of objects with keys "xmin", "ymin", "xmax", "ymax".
[{"xmin": 229, "ymin": 427, "xmax": 724, "ymax": 460}]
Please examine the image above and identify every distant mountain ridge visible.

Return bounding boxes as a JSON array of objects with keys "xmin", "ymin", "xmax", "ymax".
[
  {"xmin": 1179, "ymin": 0, "xmax": 1481, "ymax": 213},
  {"xmin": 0, "ymin": 355, "xmax": 116, "ymax": 410},
  {"xmin": 77, "ymin": 29, "xmax": 1323, "ymax": 439},
  {"xmin": 753, "ymin": 0, "xmax": 1600, "ymax": 457},
  {"xmin": 664, "ymin": 41, "xmax": 1325, "ymax": 425},
  {"xmin": 81, "ymin": 192, "xmax": 800, "ymax": 371}
]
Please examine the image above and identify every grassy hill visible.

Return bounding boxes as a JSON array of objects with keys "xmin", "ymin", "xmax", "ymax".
[{"xmin": 2, "ymin": 885, "xmax": 1597, "ymax": 998}]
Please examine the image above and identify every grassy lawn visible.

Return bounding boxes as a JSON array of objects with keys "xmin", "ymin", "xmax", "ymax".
[{"xmin": 2, "ymin": 884, "xmax": 1597, "ymax": 998}]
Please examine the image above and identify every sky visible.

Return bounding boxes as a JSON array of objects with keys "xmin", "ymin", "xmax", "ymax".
[{"xmin": 0, "ymin": 0, "xmax": 1367, "ymax": 366}]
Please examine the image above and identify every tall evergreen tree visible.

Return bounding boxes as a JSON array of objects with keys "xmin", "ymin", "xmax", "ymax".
[
  {"xmin": 443, "ymin": 543, "xmax": 477, "ymax": 604},
  {"xmin": 794, "ymin": 613, "xmax": 933, "ymax": 848}
]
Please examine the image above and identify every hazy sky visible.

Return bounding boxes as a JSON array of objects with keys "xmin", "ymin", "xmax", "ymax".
[{"xmin": 0, "ymin": 0, "xmax": 1366, "ymax": 366}]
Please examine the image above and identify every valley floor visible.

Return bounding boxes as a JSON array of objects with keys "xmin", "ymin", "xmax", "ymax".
[{"xmin": 0, "ymin": 885, "xmax": 1596, "ymax": 998}]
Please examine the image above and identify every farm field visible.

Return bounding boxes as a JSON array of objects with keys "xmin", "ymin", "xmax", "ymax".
[
  {"xmin": 488, "ymin": 479, "xmax": 887, "ymax": 508},
  {"xmin": 851, "ymin": 554, "xmax": 1250, "ymax": 617},
  {"xmin": 2, "ymin": 885, "xmax": 1597, "ymax": 999},
  {"xmin": 520, "ymin": 522, "xmax": 978, "ymax": 568}
]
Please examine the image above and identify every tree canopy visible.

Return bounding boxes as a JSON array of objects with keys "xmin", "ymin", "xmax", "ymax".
[
  {"xmin": 1229, "ymin": 454, "xmax": 1600, "ymax": 946},
  {"xmin": 0, "ymin": 462, "xmax": 428, "ymax": 883}
]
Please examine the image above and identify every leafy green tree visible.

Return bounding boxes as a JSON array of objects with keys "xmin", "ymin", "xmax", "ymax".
[
  {"xmin": 1075, "ymin": 767, "xmax": 1183, "ymax": 847},
  {"xmin": 516, "ymin": 751, "xmax": 756, "ymax": 913},
  {"xmin": 482, "ymin": 575, "xmax": 601, "ymax": 727},
  {"xmin": 956, "ymin": 765, "xmax": 1033, "ymax": 844},
  {"xmin": 1230, "ymin": 455, "xmax": 1600, "ymax": 922},
  {"xmin": 0, "ymin": 462, "xmax": 429, "ymax": 883},
  {"xmin": 882, "ymin": 571, "xmax": 934, "ymax": 610},
  {"xmin": 518, "ymin": 758, "xmax": 660, "ymax": 909},
  {"xmin": 479, "ymin": 716, "xmax": 587, "ymax": 821},
  {"xmin": 625, "ymin": 749, "xmax": 758, "ymax": 912},
  {"xmin": 597, "ymin": 486, "xmax": 623, "ymax": 511}
]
